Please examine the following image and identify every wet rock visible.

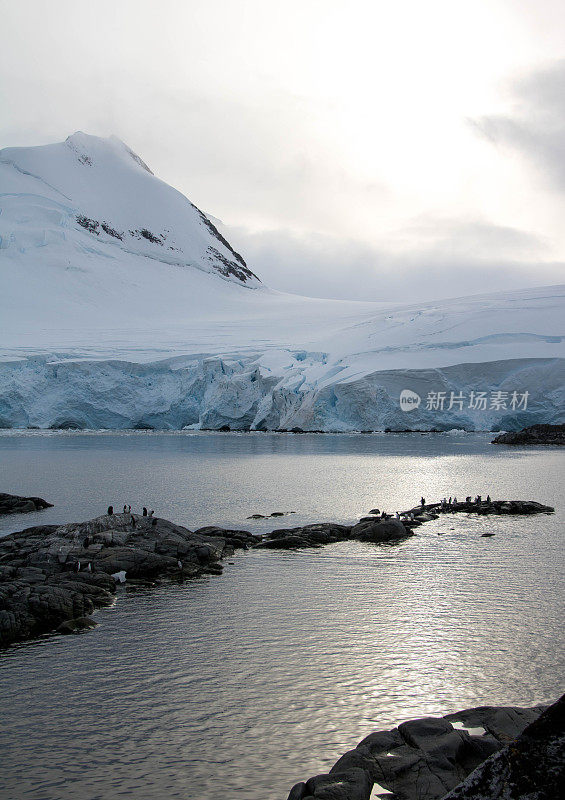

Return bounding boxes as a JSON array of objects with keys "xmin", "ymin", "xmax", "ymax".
[
  {"xmin": 492, "ymin": 423, "xmax": 565, "ymax": 446},
  {"xmin": 259, "ymin": 534, "xmax": 313, "ymax": 549},
  {"xmin": 259, "ymin": 517, "xmax": 418, "ymax": 550},
  {"xmin": 442, "ymin": 694, "xmax": 565, "ymax": 800},
  {"xmin": 330, "ymin": 749, "xmax": 378, "ymax": 781},
  {"xmin": 14, "ymin": 567, "xmax": 47, "ymax": 584},
  {"xmin": 201, "ymin": 563, "xmax": 223, "ymax": 575},
  {"xmin": 0, "ymin": 493, "xmax": 53, "ymax": 516},
  {"xmin": 0, "ymin": 513, "xmax": 232, "ymax": 646},
  {"xmin": 287, "ymin": 782, "xmax": 309, "ymax": 800},
  {"xmin": 286, "ymin": 701, "xmax": 552, "ymax": 800},
  {"xmin": 194, "ymin": 526, "xmax": 259, "ymax": 549},
  {"xmin": 492, "ymin": 500, "xmax": 554, "ymax": 515},
  {"xmin": 257, "ymin": 523, "xmax": 351, "ymax": 550},
  {"xmin": 92, "ymin": 546, "xmax": 179, "ymax": 577},
  {"xmin": 351, "ymin": 518, "xmax": 413, "ymax": 543},
  {"xmin": 304, "ymin": 768, "xmax": 372, "ymax": 800},
  {"xmin": 57, "ymin": 616, "xmax": 97, "ymax": 634},
  {"xmin": 444, "ymin": 704, "xmax": 547, "ymax": 744}
]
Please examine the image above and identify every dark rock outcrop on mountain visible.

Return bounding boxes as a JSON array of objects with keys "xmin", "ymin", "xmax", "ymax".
[
  {"xmin": 285, "ymin": 700, "xmax": 556, "ymax": 800},
  {"xmin": 492, "ymin": 423, "xmax": 565, "ymax": 445},
  {"xmin": 442, "ymin": 694, "xmax": 565, "ymax": 800},
  {"xmin": 0, "ymin": 493, "xmax": 53, "ymax": 515},
  {"xmin": 0, "ymin": 513, "xmax": 257, "ymax": 646}
]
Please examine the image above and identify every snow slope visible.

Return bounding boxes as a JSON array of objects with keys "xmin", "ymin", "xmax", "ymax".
[
  {"xmin": 0, "ymin": 132, "xmax": 258, "ymax": 288},
  {"xmin": 0, "ymin": 133, "xmax": 564, "ymax": 431}
]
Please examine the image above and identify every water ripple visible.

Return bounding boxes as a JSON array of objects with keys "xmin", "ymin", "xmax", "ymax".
[{"xmin": 0, "ymin": 433, "xmax": 563, "ymax": 799}]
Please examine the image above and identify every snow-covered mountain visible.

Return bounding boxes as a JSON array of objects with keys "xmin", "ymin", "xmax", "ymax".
[
  {"xmin": 0, "ymin": 131, "xmax": 259, "ymax": 289},
  {"xmin": 0, "ymin": 133, "xmax": 563, "ymax": 431}
]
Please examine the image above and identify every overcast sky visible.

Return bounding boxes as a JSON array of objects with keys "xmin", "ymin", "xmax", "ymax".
[{"xmin": 1, "ymin": 0, "xmax": 564, "ymax": 301}]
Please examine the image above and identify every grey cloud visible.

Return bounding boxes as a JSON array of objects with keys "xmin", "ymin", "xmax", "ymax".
[
  {"xmin": 472, "ymin": 59, "xmax": 565, "ymax": 191},
  {"xmin": 222, "ymin": 221, "xmax": 561, "ymax": 302},
  {"xmin": 2, "ymin": 1, "xmax": 563, "ymax": 305},
  {"xmin": 0, "ymin": 80, "xmax": 389, "ymax": 236},
  {"xmin": 395, "ymin": 216, "xmax": 549, "ymax": 259}
]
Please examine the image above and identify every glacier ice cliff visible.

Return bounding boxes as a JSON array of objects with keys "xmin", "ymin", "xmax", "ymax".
[{"xmin": 0, "ymin": 353, "xmax": 562, "ymax": 432}]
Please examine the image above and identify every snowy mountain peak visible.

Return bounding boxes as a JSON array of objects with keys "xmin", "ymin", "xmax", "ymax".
[
  {"xmin": 63, "ymin": 131, "xmax": 155, "ymax": 175},
  {"xmin": 0, "ymin": 132, "xmax": 260, "ymax": 286}
]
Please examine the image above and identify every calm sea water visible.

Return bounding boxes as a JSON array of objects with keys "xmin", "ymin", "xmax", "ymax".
[{"xmin": 0, "ymin": 431, "xmax": 563, "ymax": 800}]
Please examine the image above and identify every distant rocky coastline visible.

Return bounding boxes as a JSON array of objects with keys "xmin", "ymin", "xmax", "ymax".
[
  {"xmin": 0, "ymin": 493, "xmax": 53, "ymax": 516},
  {"xmin": 285, "ymin": 695, "xmax": 564, "ymax": 800},
  {"xmin": 257, "ymin": 498, "xmax": 554, "ymax": 550},
  {"xmin": 492, "ymin": 423, "xmax": 565, "ymax": 445}
]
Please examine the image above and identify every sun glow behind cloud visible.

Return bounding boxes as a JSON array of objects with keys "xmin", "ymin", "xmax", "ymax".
[{"xmin": 1, "ymin": 0, "xmax": 564, "ymax": 299}]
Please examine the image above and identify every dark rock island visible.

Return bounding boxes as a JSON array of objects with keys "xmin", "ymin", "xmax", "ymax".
[
  {"xmin": 0, "ymin": 512, "xmax": 257, "ymax": 646},
  {"xmin": 0, "ymin": 493, "xmax": 53, "ymax": 515},
  {"xmin": 258, "ymin": 498, "xmax": 554, "ymax": 550},
  {"xmin": 492, "ymin": 423, "xmax": 565, "ymax": 445}
]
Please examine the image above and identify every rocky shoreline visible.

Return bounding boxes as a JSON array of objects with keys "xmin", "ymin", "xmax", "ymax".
[
  {"xmin": 491, "ymin": 423, "xmax": 565, "ymax": 445},
  {"xmin": 257, "ymin": 498, "xmax": 554, "ymax": 550},
  {"xmin": 285, "ymin": 695, "xmax": 564, "ymax": 800},
  {"xmin": 0, "ymin": 512, "xmax": 258, "ymax": 646},
  {"xmin": 0, "ymin": 496, "xmax": 555, "ymax": 646}
]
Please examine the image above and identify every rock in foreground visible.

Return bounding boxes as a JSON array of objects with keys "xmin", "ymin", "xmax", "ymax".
[
  {"xmin": 492, "ymin": 423, "xmax": 565, "ymax": 445},
  {"xmin": 286, "ymin": 699, "xmax": 559, "ymax": 800},
  {"xmin": 0, "ymin": 513, "xmax": 257, "ymax": 646},
  {"xmin": 0, "ymin": 493, "xmax": 53, "ymax": 515},
  {"xmin": 443, "ymin": 694, "xmax": 565, "ymax": 800}
]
